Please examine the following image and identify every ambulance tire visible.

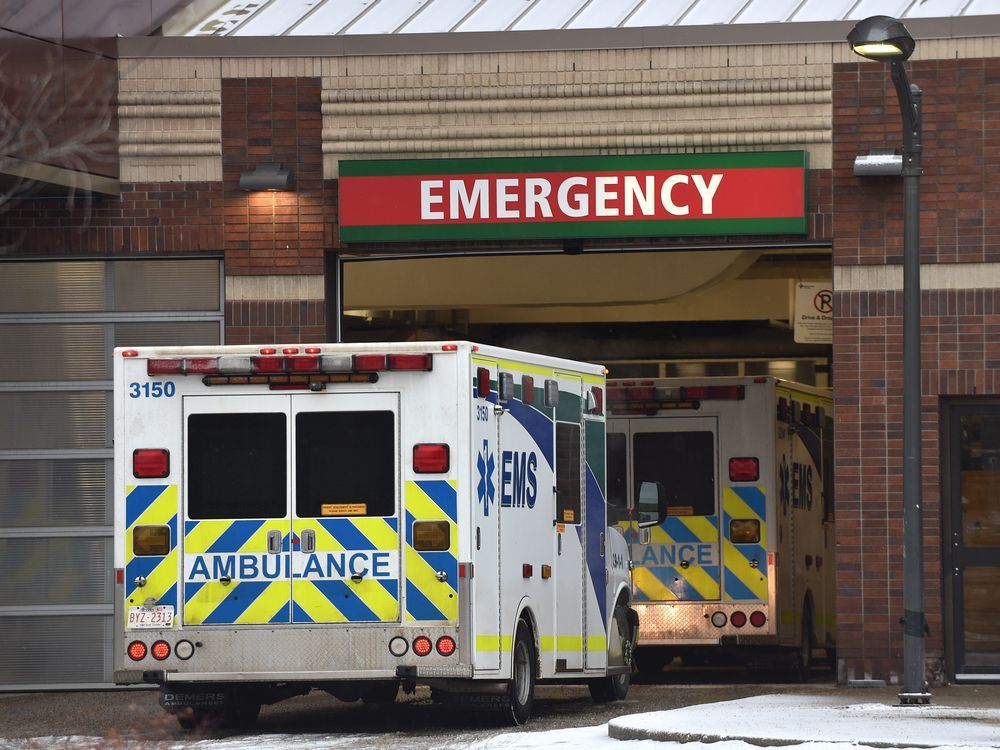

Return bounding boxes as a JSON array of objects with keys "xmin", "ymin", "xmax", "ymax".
[
  {"xmin": 501, "ymin": 620, "xmax": 535, "ymax": 726},
  {"xmin": 589, "ymin": 605, "xmax": 632, "ymax": 703}
]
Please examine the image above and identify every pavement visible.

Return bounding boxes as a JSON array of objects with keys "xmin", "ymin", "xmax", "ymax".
[{"xmin": 607, "ymin": 684, "xmax": 1000, "ymax": 747}]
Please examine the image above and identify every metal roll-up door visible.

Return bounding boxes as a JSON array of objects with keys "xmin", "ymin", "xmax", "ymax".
[{"xmin": 0, "ymin": 258, "xmax": 223, "ymax": 689}]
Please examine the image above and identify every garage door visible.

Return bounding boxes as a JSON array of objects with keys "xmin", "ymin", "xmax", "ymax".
[{"xmin": 0, "ymin": 258, "xmax": 223, "ymax": 689}]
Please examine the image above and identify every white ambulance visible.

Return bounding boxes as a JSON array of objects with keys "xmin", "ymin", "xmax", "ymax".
[
  {"xmin": 606, "ymin": 376, "xmax": 834, "ymax": 679},
  {"xmin": 113, "ymin": 341, "xmax": 635, "ymax": 727}
]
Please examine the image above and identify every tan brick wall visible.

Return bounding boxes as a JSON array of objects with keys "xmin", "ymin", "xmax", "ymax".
[
  {"xmin": 118, "ymin": 58, "xmax": 222, "ymax": 182},
  {"xmin": 321, "ymin": 43, "xmax": 836, "ymax": 175},
  {"xmin": 117, "ymin": 35, "xmax": 1000, "ymax": 183}
]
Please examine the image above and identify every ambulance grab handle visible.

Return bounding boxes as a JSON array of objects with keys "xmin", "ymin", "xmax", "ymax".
[
  {"xmin": 267, "ymin": 529, "xmax": 282, "ymax": 554},
  {"xmin": 301, "ymin": 529, "xmax": 316, "ymax": 554}
]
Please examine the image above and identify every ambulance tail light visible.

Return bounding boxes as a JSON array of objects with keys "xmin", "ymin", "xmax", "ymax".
[
  {"xmin": 749, "ymin": 611, "xmax": 767, "ymax": 628},
  {"xmin": 151, "ymin": 640, "xmax": 171, "ymax": 661},
  {"xmin": 133, "ymin": 525, "xmax": 171, "ymax": 556},
  {"xmin": 729, "ymin": 457, "xmax": 759, "ymax": 482},
  {"xmin": 127, "ymin": 641, "xmax": 147, "ymax": 661},
  {"xmin": 287, "ymin": 356, "xmax": 320, "ymax": 373},
  {"xmin": 251, "ymin": 356, "xmax": 287, "ymax": 374},
  {"xmin": 730, "ymin": 611, "xmax": 747, "ymax": 628},
  {"xmin": 147, "ymin": 358, "xmax": 218, "ymax": 375},
  {"xmin": 588, "ymin": 386, "xmax": 604, "ymax": 415},
  {"xmin": 459, "ymin": 562, "xmax": 474, "ymax": 579},
  {"xmin": 680, "ymin": 385, "xmax": 708, "ymax": 400},
  {"xmin": 710, "ymin": 611, "xmax": 727, "ymax": 628},
  {"xmin": 133, "ymin": 449, "xmax": 169, "ymax": 478},
  {"xmin": 388, "ymin": 353, "xmax": 432, "ymax": 371},
  {"xmin": 413, "ymin": 636, "xmax": 433, "ymax": 657},
  {"xmin": 436, "ymin": 636, "xmax": 456, "ymax": 657},
  {"xmin": 354, "ymin": 354, "xmax": 388, "ymax": 372},
  {"xmin": 477, "ymin": 367, "xmax": 491, "ymax": 398},
  {"xmin": 413, "ymin": 443, "xmax": 450, "ymax": 473}
]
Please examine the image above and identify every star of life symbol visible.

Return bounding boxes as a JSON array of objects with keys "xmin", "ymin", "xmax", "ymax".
[{"xmin": 476, "ymin": 439, "xmax": 496, "ymax": 517}]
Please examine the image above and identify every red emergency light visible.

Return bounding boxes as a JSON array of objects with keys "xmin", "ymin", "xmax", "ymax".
[
  {"xmin": 413, "ymin": 443, "xmax": 450, "ymax": 473},
  {"xmin": 133, "ymin": 449, "xmax": 169, "ymax": 478}
]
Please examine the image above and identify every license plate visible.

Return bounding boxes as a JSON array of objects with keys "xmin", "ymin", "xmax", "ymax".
[{"xmin": 128, "ymin": 605, "xmax": 174, "ymax": 629}]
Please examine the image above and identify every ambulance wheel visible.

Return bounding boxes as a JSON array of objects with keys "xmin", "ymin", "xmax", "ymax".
[
  {"xmin": 589, "ymin": 605, "xmax": 632, "ymax": 702},
  {"xmin": 501, "ymin": 620, "xmax": 535, "ymax": 725}
]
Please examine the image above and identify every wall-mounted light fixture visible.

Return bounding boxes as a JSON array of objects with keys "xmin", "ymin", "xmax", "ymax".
[
  {"xmin": 239, "ymin": 163, "xmax": 293, "ymax": 191},
  {"xmin": 853, "ymin": 148, "xmax": 903, "ymax": 177}
]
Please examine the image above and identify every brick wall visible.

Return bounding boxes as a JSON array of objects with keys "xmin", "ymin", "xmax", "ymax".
[
  {"xmin": 220, "ymin": 76, "xmax": 326, "ymax": 276},
  {"xmin": 833, "ymin": 56, "xmax": 1000, "ymax": 684},
  {"xmin": 2, "ymin": 75, "xmax": 332, "ymax": 345}
]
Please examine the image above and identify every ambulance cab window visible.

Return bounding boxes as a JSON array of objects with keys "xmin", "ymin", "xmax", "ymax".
[
  {"xmin": 296, "ymin": 411, "xmax": 395, "ymax": 518},
  {"xmin": 633, "ymin": 431, "xmax": 715, "ymax": 517},
  {"xmin": 188, "ymin": 412, "xmax": 286, "ymax": 519},
  {"xmin": 556, "ymin": 422, "xmax": 581, "ymax": 524},
  {"xmin": 607, "ymin": 432, "xmax": 628, "ymax": 523}
]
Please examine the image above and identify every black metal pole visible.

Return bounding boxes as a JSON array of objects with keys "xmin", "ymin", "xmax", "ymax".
[{"xmin": 891, "ymin": 60, "xmax": 930, "ymax": 703}]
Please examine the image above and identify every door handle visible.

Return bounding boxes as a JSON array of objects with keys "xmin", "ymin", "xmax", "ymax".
[
  {"xmin": 267, "ymin": 529, "xmax": 282, "ymax": 554},
  {"xmin": 639, "ymin": 528, "xmax": 651, "ymax": 545},
  {"xmin": 301, "ymin": 529, "xmax": 316, "ymax": 554}
]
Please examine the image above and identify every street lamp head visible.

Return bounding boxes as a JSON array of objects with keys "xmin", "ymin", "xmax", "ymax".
[{"xmin": 848, "ymin": 15, "xmax": 915, "ymax": 62}]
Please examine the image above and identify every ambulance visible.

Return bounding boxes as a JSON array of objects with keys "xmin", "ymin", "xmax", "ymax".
[
  {"xmin": 606, "ymin": 376, "xmax": 834, "ymax": 678},
  {"xmin": 113, "ymin": 341, "xmax": 635, "ymax": 727}
]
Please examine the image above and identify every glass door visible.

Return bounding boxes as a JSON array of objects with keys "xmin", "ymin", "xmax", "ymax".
[{"xmin": 947, "ymin": 404, "xmax": 1000, "ymax": 678}]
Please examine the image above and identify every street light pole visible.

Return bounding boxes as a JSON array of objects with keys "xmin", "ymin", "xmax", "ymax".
[
  {"xmin": 847, "ymin": 15, "xmax": 930, "ymax": 704},
  {"xmin": 893, "ymin": 59, "xmax": 928, "ymax": 705}
]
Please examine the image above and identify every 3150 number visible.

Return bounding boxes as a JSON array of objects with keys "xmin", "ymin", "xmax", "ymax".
[{"xmin": 128, "ymin": 381, "xmax": 176, "ymax": 399}]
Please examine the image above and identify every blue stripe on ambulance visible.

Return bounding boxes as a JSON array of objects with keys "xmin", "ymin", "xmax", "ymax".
[
  {"xmin": 311, "ymin": 580, "xmax": 378, "ymax": 620},
  {"xmin": 722, "ymin": 485, "xmax": 768, "ymax": 601},
  {"xmin": 404, "ymin": 481, "xmax": 458, "ymax": 622},
  {"xmin": 503, "ymin": 398, "xmax": 555, "ymax": 468},
  {"xmin": 583, "ymin": 465, "xmax": 608, "ymax": 625},
  {"xmin": 724, "ymin": 573, "xmax": 761, "ymax": 601},
  {"xmin": 414, "ymin": 480, "xmax": 458, "ymax": 520},
  {"xmin": 202, "ymin": 581, "xmax": 273, "ymax": 624},
  {"xmin": 206, "ymin": 519, "xmax": 265, "ymax": 554},
  {"xmin": 125, "ymin": 485, "xmax": 168, "ymax": 528}
]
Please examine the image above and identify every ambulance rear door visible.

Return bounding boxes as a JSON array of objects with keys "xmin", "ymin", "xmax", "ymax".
[{"xmin": 628, "ymin": 417, "xmax": 721, "ymax": 604}]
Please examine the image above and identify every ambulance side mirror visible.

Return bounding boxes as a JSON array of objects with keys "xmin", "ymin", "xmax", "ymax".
[{"xmin": 637, "ymin": 480, "xmax": 667, "ymax": 527}]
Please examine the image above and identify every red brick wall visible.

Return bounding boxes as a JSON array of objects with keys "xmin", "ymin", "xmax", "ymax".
[
  {"xmin": 220, "ymin": 76, "xmax": 326, "ymax": 276},
  {"xmin": 833, "ymin": 57, "xmax": 1000, "ymax": 684}
]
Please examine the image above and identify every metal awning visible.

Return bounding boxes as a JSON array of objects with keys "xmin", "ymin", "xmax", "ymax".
[{"xmin": 164, "ymin": 0, "xmax": 997, "ymax": 37}]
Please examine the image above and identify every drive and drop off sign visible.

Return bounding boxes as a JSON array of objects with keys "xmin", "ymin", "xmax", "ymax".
[{"xmin": 338, "ymin": 152, "xmax": 808, "ymax": 243}]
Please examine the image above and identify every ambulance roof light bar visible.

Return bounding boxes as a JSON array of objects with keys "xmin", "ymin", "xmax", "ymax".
[{"xmin": 607, "ymin": 382, "xmax": 745, "ymax": 415}]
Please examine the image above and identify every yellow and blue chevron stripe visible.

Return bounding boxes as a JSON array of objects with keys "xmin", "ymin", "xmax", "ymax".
[
  {"xmin": 404, "ymin": 480, "xmax": 458, "ymax": 622},
  {"xmin": 632, "ymin": 515, "xmax": 721, "ymax": 602},
  {"xmin": 183, "ymin": 519, "xmax": 290, "ymax": 625},
  {"xmin": 124, "ymin": 484, "xmax": 178, "ymax": 625},
  {"xmin": 722, "ymin": 486, "xmax": 768, "ymax": 601},
  {"xmin": 292, "ymin": 517, "xmax": 400, "ymax": 623}
]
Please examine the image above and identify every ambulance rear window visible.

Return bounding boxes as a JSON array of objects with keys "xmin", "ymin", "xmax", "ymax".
[
  {"xmin": 633, "ymin": 431, "xmax": 715, "ymax": 517},
  {"xmin": 555, "ymin": 422, "xmax": 581, "ymax": 525},
  {"xmin": 187, "ymin": 412, "xmax": 287, "ymax": 519},
  {"xmin": 296, "ymin": 411, "xmax": 395, "ymax": 518}
]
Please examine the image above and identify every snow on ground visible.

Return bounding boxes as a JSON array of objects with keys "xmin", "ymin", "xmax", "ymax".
[{"xmin": 4, "ymin": 695, "xmax": 1000, "ymax": 750}]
